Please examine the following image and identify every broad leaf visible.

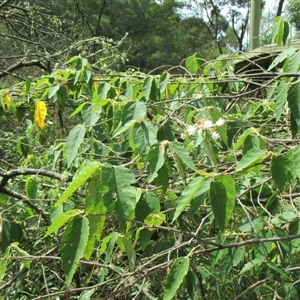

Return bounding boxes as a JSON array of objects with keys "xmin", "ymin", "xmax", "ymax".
[
  {"xmin": 133, "ymin": 122, "xmax": 157, "ymax": 161},
  {"xmin": 274, "ymin": 82, "xmax": 289, "ymax": 121},
  {"xmin": 270, "ymin": 154, "xmax": 295, "ymax": 192},
  {"xmin": 235, "ymin": 148, "xmax": 265, "ymax": 172},
  {"xmin": 239, "ymin": 258, "xmax": 264, "ymax": 274},
  {"xmin": 172, "ymin": 177, "xmax": 211, "ymax": 222},
  {"xmin": 66, "ymin": 125, "xmax": 86, "ymax": 167},
  {"xmin": 268, "ymin": 48, "xmax": 296, "ymax": 71},
  {"xmin": 287, "ymin": 81, "xmax": 300, "ymax": 130},
  {"xmin": 146, "ymin": 143, "xmax": 166, "ymax": 182},
  {"xmin": 163, "ymin": 257, "xmax": 190, "ymax": 300},
  {"xmin": 169, "ymin": 141, "xmax": 197, "ymax": 171},
  {"xmin": 44, "ymin": 209, "xmax": 81, "ymax": 237},
  {"xmin": 142, "ymin": 76, "xmax": 160, "ymax": 101},
  {"xmin": 210, "ymin": 175, "xmax": 236, "ymax": 231},
  {"xmin": 55, "ymin": 162, "xmax": 100, "ymax": 207},
  {"xmin": 25, "ymin": 177, "xmax": 39, "ymax": 199},
  {"xmin": 60, "ymin": 216, "xmax": 89, "ymax": 286},
  {"xmin": 101, "ymin": 164, "xmax": 137, "ymax": 231}
]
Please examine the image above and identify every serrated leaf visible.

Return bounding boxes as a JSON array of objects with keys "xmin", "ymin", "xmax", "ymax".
[
  {"xmin": 55, "ymin": 162, "xmax": 100, "ymax": 207},
  {"xmin": 159, "ymin": 72, "xmax": 170, "ymax": 93},
  {"xmin": 163, "ymin": 257, "xmax": 190, "ymax": 300},
  {"xmin": 239, "ymin": 258, "xmax": 264, "ymax": 274},
  {"xmin": 271, "ymin": 154, "xmax": 295, "ymax": 192},
  {"xmin": 135, "ymin": 192, "xmax": 160, "ymax": 222},
  {"xmin": 25, "ymin": 177, "xmax": 39, "ymax": 199},
  {"xmin": 113, "ymin": 101, "xmax": 147, "ymax": 137},
  {"xmin": 44, "ymin": 209, "xmax": 81, "ymax": 237},
  {"xmin": 172, "ymin": 177, "xmax": 211, "ymax": 222},
  {"xmin": 133, "ymin": 122, "xmax": 157, "ymax": 161},
  {"xmin": 210, "ymin": 175, "xmax": 236, "ymax": 231},
  {"xmin": 60, "ymin": 216, "xmax": 89, "ymax": 286},
  {"xmin": 268, "ymin": 48, "xmax": 296, "ymax": 71},
  {"xmin": 66, "ymin": 125, "xmax": 86, "ymax": 167},
  {"xmin": 101, "ymin": 164, "xmax": 137, "ymax": 231},
  {"xmin": 287, "ymin": 81, "xmax": 300, "ymax": 128},
  {"xmin": 34, "ymin": 101, "xmax": 47, "ymax": 130},
  {"xmin": 169, "ymin": 141, "xmax": 197, "ymax": 171},
  {"xmin": 235, "ymin": 148, "xmax": 265, "ymax": 171},
  {"xmin": 142, "ymin": 76, "xmax": 159, "ymax": 101},
  {"xmin": 274, "ymin": 82, "xmax": 289, "ymax": 121},
  {"xmin": 288, "ymin": 145, "xmax": 300, "ymax": 179},
  {"xmin": 146, "ymin": 143, "xmax": 166, "ymax": 182}
]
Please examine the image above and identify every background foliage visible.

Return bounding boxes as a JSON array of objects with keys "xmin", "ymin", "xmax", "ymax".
[{"xmin": 1, "ymin": 1, "xmax": 300, "ymax": 300}]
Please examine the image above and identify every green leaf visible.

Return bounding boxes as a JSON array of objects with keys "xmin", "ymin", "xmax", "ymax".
[
  {"xmin": 163, "ymin": 257, "xmax": 190, "ymax": 300},
  {"xmin": 270, "ymin": 154, "xmax": 295, "ymax": 192},
  {"xmin": 232, "ymin": 128, "xmax": 255, "ymax": 151},
  {"xmin": 185, "ymin": 52, "xmax": 204, "ymax": 74},
  {"xmin": 0, "ymin": 247, "xmax": 10, "ymax": 280},
  {"xmin": 81, "ymin": 103, "xmax": 101, "ymax": 126},
  {"xmin": 288, "ymin": 145, "xmax": 300, "ymax": 179},
  {"xmin": 66, "ymin": 125, "xmax": 86, "ymax": 167},
  {"xmin": 11, "ymin": 242, "xmax": 31, "ymax": 269},
  {"xmin": 118, "ymin": 236, "xmax": 136, "ymax": 270},
  {"xmin": 274, "ymin": 82, "xmax": 289, "ymax": 121},
  {"xmin": 287, "ymin": 81, "xmax": 300, "ymax": 128},
  {"xmin": 79, "ymin": 288, "xmax": 95, "ymax": 300},
  {"xmin": 113, "ymin": 101, "xmax": 147, "ymax": 137},
  {"xmin": 135, "ymin": 192, "xmax": 160, "ymax": 222},
  {"xmin": 98, "ymin": 82, "xmax": 111, "ymax": 99},
  {"xmin": 25, "ymin": 177, "xmax": 39, "ymax": 199},
  {"xmin": 146, "ymin": 143, "xmax": 166, "ymax": 182},
  {"xmin": 172, "ymin": 177, "xmax": 211, "ymax": 222},
  {"xmin": 44, "ymin": 209, "xmax": 81, "ymax": 237},
  {"xmin": 210, "ymin": 175, "xmax": 236, "ymax": 231},
  {"xmin": 101, "ymin": 164, "xmax": 137, "ymax": 231},
  {"xmin": 159, "ymin": 72, "xmax": 170, "ymax": 93},
  {"xmin": 267, "ymin": 262, "xmax": 291, "ymax": 280},
  {"xmin": 60, "ymin": 216, "xmax": 89, "ymax": 286},
  {"xmin": 133, "ymin": 122, "xmax": 157, "ymax": 161},
  {"xmin": 157, "ymin": 119, "xmax": 175, "ymax": 141},
  {"xmin": 142, "ymin": 76, "xmax": 159, "ymax": 101},
  {"xmin": 48, "ymin": 85, "xmax": 60, "ymax": 99},
  {"xmin": 169, "ymin": 141, "xmax": 197, "ymax": 171},
  {"xmin": 235, "ymin": 148, "xmax": 265, "ymax": 172},
  {"xmin": 55, "ymin": 162, "xmax": 100, "ymax": 207},
  {"xmin": 239, "ymin": 258, "xmax": 264, "ymax": 274},
  {"xmin": 272, "ymin": 16, "xmax": 289, "ymax": 46},
  {"xmin": 268, "ymin": 48, "xmax": 296, "ymax": 71}
]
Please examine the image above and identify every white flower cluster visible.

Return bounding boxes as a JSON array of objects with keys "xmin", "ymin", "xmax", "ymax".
[{"xmin": 185, "ymin": 118, "xmax": 225, "ymax": 140}]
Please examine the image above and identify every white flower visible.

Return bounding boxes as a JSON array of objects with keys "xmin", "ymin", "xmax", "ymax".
[
  {"xmin": 211, "ymin": 131, "xmax": 220, "ymax": 140},
  {"xmin": 186, "ymin": 125, "xmax": 197, "ymax": 136},
  {"xmin": 203, "ymin": 119, "xmax": 213, "ymax": 129},
  {"xmin": 197, "ymin": 128, "xmax": 203, "ymax": 135},
  {"xmin": 215, "ymin": 118, "xmax": 225, "ymax": 127}
]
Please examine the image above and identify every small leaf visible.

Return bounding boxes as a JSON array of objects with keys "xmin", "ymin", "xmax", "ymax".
[
  {"xmin": 44, "ymin": 209, "xmax": 81, "ymax": 237},
  {"xmin": 60, "ymin": 216, "xmax": 89, "ymax": 286},
  {"xmin": 163, "ymin": 257, "xmax": 190, "ymax": 300},
  {"xmin": 48, "ymin": 85, "xmax": 60, "ymax": 99},
  {"xmin": 159, "ymin": 72, "xmax": 170, "ymax": 93},
  {"xmin": 235, "ymin": 148, "xmax": 265, "ymax": 171},
  {"xmin": 34, "ymin": 101, "xmax": 47, "ymax": 130},
  {"xmin": 185, "ymin": 53, "xmax": 204, "ymax": 74},
  {"xmin": 287, "ymin": 81, "xmax": 300, "ymax": 129},
  {"xmin": 66, "ymin": 125, "xmax": 86, "ymax": 167},
  {"xmin": 55, "ymin": 162, "xmax": 100, "ymax": 207}
]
